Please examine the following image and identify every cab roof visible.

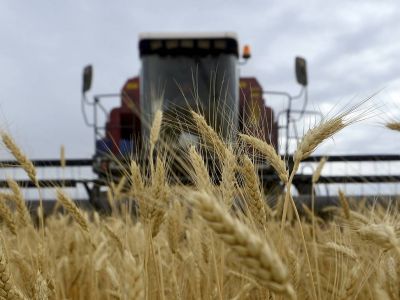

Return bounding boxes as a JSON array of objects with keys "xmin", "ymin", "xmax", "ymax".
[
  {"xmin": 139, "ymin": 32, "xmax": 239, "ymax": 57},
  {"xmin": 139, "ymin": 32, "xmax": 238, "ymax": 41}
]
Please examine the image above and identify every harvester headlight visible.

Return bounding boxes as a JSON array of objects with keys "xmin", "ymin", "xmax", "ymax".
[
  {"xmin": 214, "ymin": 40, "xmax": 227, "ymax": 50},
  {"xmin": 198, "ymin": 40, "xmax": 210, "ymax": 49},
  {"xmin": 166, "ymin": 40, "xmax": 178, "ymax": 49},
  {"xmin": 181, "ymin": 39, "xmax": 194, "ymax": 48},
  {"xmin": 150, "ymin": 40, "xmax": 162, "ymax": 50}
]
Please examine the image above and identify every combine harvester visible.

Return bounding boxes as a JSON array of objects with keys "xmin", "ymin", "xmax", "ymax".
[{"xmin": 1, "ymin": 32, "xmax": 400, "ymax": 213}]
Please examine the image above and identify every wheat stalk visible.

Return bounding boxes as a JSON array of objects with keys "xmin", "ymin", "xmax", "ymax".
[
  {"xmin": 239, "ymin": 134, "xmax": 288, "ymax": 184},
  {"xmin": 56, "ymin": 189, "xmax": 89, "ymax": 233},
  {"xmin": 282, "ymin": 117, "xmax": 346, "ymax": 232},
  {"xmin": 190, "ymin": 192, "xmax": 296, "ymax": 299}
]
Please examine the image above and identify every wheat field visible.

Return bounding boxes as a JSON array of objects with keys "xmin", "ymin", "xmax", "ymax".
[{"xmin": 0, "ymin": 110, "xmax": 399, "ymax": 300}]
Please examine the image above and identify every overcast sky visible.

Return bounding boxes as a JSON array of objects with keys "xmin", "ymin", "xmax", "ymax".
[{"xmin": 1, "ymin": 0, "xmax": 400, "ymax": 161}]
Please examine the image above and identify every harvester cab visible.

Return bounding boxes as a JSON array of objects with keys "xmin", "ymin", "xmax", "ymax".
[{"xmin": 139, "ymin": 33, "xmax": 240, "ymax": 151}]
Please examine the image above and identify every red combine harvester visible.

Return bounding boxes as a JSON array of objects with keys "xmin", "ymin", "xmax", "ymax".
[
  {"xmin": 1, "ymin": 32, "xmax": 399, "ymax": 215},
  {"xmin": 80, "ymin": 32, "xmax": 309, "ymax": 209}
]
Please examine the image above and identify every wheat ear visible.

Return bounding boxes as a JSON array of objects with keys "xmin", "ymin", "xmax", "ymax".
[
  {"xmin": 338, "ymin": 189, "xmax": 350, "ymax": 220},
  {"xmin": 6, "ymin": 178, "xmax": 31, "ymax": 228},
  {"xmin": 60, "ymin": 145, "xmax": 66, "ymax": 169},
  {"xmin": 0, "ymin": 240, "xmax": 27, "ymax": 300},
  {"xmin": 166, "ymin": 201, "xmax": 182, "ymax": 255},
  {"xmin": 130, "ymin": 160, "xmax": 144, "ymax": 196},
  {"xmin": 324, "ymin": 242, "xmax": 357, "ymax": 260},
  {"xmin": 147, "ymin": 157, "xmax": 167, "ymax": 237},
  {"xmin": 149, "ymin": 110, "xmax": 163, "ymax": 173},
  {"xmin": 150, "ymin": 110, "xmax": 163, "ymax": 148},
  {"xmin": 124, "ymin": 250, "xmax": 144, "ymax": 300},
  {"xmin": 56, "ymin": 189, "xmax": 89, "ymax": 233},
  {"xmin": 312, "ymin": 157, "xmax": 327, "ymax": 183},
  {"xmin": 241, "ymin": 155, "xmax": 269, "ymax": 228},
  {"xmin": 294, "ymin": 117, "xmax": 345, "ymax": 164},
  {"xmin": 0, "ymin": 196, "xmax": 16, "ymax": 235},
  {"xmin": 386, "ymin": 122, "xmax": 400, "ymax": 132},
  {"xmin": 1, "ymin": 133, "xmax": 44, "ymax": 234},
  {"xmin": 190, "ymin": 192, "xmax": 296, "ymax": 299},
  {"xmin": 239, "ymin": 134, "xmax": 288, "ymax": 184},
  {"xmin": 33, "ymin": 271, "xmax": 49, "ymax": 300},
  {"xmin": 191, "ymin": 111, "xmax": 226, "ymax": 161},
  {"xmin": 188, "ymin": 146, "xmax": 212, "ymax": 191},
  {"xmin": 1, "ymin": 133, "xmax": 38, "ymax": 185},
  {"xmin": 104, "ymin": 224, "xmax": 124, "ymax": 254},
  {"xmin": 220, "ymin": 147, "xmax": 237, "ymax": 207},
  {"xmin": 282, "ymin": 117, "xmax": 346, "ymax": 228},
  {"xmin": 358, "ymin": 223, "xmax": 400, "ymax": 254}
]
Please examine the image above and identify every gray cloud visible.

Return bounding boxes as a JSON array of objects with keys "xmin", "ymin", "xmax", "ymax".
[{"xmin": 0, "ymin": 0, "xmax": 399, "ymax": 161}]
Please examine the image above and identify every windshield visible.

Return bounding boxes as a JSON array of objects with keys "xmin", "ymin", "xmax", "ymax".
[{"xmin": 141, "ymin": 54, "xmax": 238, "ymax": 146}]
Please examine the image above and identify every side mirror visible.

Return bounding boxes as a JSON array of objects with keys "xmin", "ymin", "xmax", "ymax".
[
  {"xmin": 295, "ymin": 57, "xmax": 307, "ymax": 86},
  {"xmin": 82, "ymin": 65, "xmax": 93, "ymax": 94}
]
